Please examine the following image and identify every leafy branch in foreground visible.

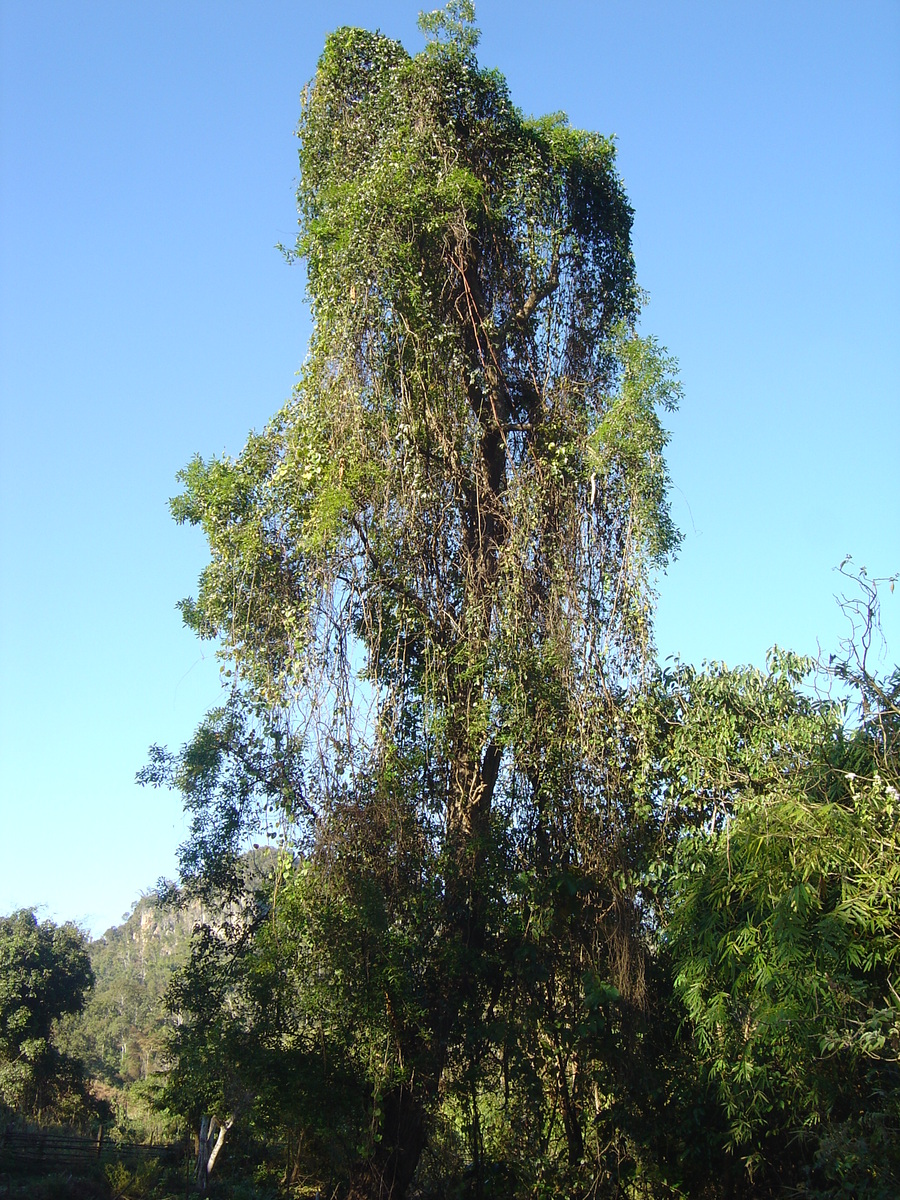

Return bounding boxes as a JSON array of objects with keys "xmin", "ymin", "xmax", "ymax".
[{"xmin": 660, "ymin": 578, "xmax": 900, "ymax": 1196}]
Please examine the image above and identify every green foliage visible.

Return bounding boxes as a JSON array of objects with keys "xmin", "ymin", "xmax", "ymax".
[
  {"xmin": 0, "ymin": 910, "xmax": 95, "ymax": 1122},
  {"xmin": 144, "ymin": 5, "xmax": 683, "ymax": 1195},
  {"xmin": 103, "ymin": 1155, "xmax": 175, "ymax": 1200},
  {"xmin": 660, "ymin": 634, "xmax": 900, "ymax": 1194},
  {"xmin": 140, "ymin": 4, "xmax": 900, "ymax": 1197},
  {"xmin": 58, "ymin": 895, "xmax": 194, "ymax": 1095}
]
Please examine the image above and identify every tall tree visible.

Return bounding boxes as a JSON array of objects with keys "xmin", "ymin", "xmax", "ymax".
[{"xmin": 146, "ymin": 4, "xmax": 679, "ymax": 1194}]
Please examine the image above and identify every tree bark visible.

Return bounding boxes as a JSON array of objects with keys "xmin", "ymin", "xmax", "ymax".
[
  {"xmin": 206, "ymin": 1115, "xmax": 232, "ymax": 1178},
  {"xmin": 345, "ymin": 1084, "xmax": 428, "ymax": 1200},
  {"xmin": 195, "ymin": 1113, "xmax": 232, "ymax": 1191},
  {"xmin": 195, "ymin": 1115, "xmax": 211, "ymax": 1191}
]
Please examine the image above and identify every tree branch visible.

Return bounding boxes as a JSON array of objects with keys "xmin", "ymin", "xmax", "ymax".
[{"xmin": 498, "ymin": 246, "xmax": 561, "ymax": 341}]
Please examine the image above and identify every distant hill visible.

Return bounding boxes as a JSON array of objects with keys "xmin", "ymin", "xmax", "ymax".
[
  {"xmin": 59, "ymin": 849, "xmax": 279, "ymax": 1091},
  {"xmin": 58, "ymin": 892, "xmax": 205, "ymax": 1090}
]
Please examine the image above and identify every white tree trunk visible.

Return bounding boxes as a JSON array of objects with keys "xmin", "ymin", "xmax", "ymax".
[
  {"xmin": 206, "ymin": 1115, "xmax": 233, "ymax": 1178},
  {"xmin": 195, "ymin": 1112, "xmax": 234, "ymax": 1191}
]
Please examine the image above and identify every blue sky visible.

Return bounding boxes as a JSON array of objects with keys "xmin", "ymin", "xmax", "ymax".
[{"xmin": 1, "ymin": 1, "xmax": 897, "ymax": 936}]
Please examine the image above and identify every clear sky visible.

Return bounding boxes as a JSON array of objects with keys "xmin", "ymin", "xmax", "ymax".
[{"xmin": 1, "ymin": 1, "xmax": 897, "ymax": 937}]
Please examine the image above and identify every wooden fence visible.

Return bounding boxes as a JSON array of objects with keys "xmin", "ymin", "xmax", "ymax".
[{"xmin": 0, "ymin": 1125, "xmax": 187, "ymax": 1174}]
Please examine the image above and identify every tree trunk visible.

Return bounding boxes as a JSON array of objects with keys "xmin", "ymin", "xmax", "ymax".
[
  {"xmin": 345, "ymin": 1084, "xmax": 428, "ymax": 1200},
  {"xmin": 559, "ymin": 1067, "xmax": 584, "ymax": 1168},
  {"xmin": 206, "ymin": 1115, "xmax": 232, "ymax": 1178},
  {"xmin": 195, "ymin": 1115, "xmax": 211, "ymax": 1191},
  {"xmin": 195, "ymin": 1113, "xmax": 232, "ymax": 1191}
]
